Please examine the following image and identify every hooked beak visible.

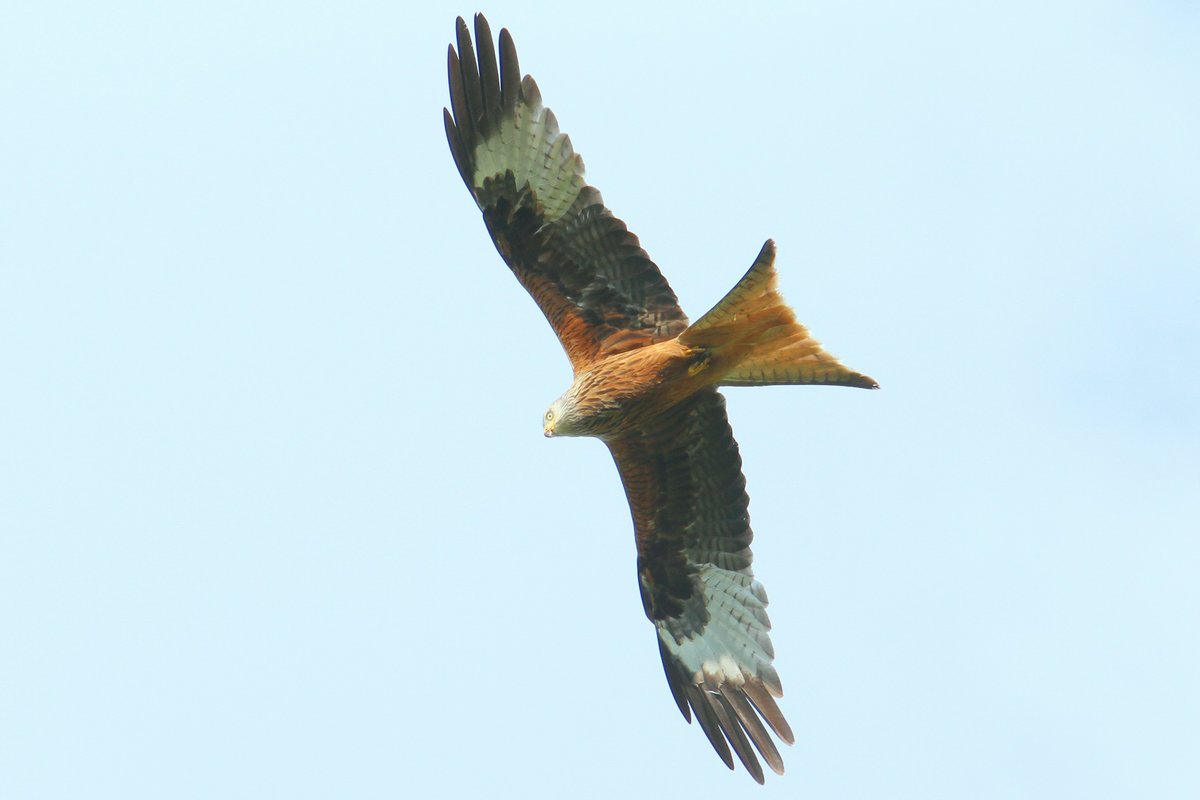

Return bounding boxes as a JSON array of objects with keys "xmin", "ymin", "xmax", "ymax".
[{"xmin": 543, "ymin": 425, "xmax": 555, "ymax": 438}]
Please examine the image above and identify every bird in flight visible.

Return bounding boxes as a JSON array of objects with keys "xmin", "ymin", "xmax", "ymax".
[{"xmin": 443, "ymin": 14, "xmax": 877, "ymax": 783}]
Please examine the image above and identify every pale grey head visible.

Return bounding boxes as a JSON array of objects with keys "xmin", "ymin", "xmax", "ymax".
[{"xmin": 543, "ymin": 390, "xmax": 585, "ymax": 438}]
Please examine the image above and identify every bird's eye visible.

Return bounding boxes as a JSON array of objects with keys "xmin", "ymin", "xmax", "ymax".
[{"xmin": 545, "ymin": 410, "xmax": 554, "ymax": 421}]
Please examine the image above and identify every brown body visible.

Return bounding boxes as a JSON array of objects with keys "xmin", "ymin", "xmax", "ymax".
[{"xmin": 549, "ymin": 339, "xmax": 713, "ymax": 440}]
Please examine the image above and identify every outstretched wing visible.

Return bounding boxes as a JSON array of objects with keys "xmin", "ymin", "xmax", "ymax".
[
  {"xmin": 444, "ymin": 15, "xmax": 688, "ymax": 373},
  {"xmin": 607, "ymin": 389, "xmax": 794, "ymax": 784}
]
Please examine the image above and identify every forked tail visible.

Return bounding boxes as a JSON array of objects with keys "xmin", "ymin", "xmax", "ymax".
[{"xmin": 679, "ymin": 240, "xmax": 878, "ymax": 389}]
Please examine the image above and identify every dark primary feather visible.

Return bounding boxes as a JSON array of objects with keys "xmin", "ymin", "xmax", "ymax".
[
  {"xmin": 444, "ymin": 14, "xmax": 689, "ymax": 372},
  {"xmin": 608, "ymin": 391, "xmax": 793, "ymax": 783}
]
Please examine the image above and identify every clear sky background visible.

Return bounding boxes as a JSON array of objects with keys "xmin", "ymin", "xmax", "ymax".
[{"xmin": 3, "ymin": 1, "xmax": 1198, "ymax": 798}]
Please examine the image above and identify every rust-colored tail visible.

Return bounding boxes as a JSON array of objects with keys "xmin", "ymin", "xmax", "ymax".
[{"xmin": 679, "ymin": 240, "xmax": 878, "ymax": 389}]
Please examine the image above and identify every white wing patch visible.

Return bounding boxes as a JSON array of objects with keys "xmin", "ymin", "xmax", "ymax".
[
  {"xmin": 659, "ymin": 564, "xmax": 780, "ymax": 693},
  {"xmin": 470, "ymin": 76, "xmax": 587, "ymax": 222}
]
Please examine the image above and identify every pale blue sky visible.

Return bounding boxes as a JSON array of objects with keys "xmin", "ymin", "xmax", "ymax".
[{"xmin": 2, "ymin": 2, "xmax": 1198, "ymax": 798}]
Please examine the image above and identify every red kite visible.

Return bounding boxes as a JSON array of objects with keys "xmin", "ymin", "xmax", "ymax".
[{"xmin": 444, "ymin": 14, "xmax": 877, "ymax": 783}]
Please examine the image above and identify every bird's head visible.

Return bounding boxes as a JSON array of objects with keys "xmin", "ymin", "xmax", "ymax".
[{"xmin": 543, "ymin": 392, "xmax": 585, "ymax": 438}]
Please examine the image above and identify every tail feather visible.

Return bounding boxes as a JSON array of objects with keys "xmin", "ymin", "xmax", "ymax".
[{"xmin": 680, "ymin": 240, "xmax": 878, "ymax": 390}]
